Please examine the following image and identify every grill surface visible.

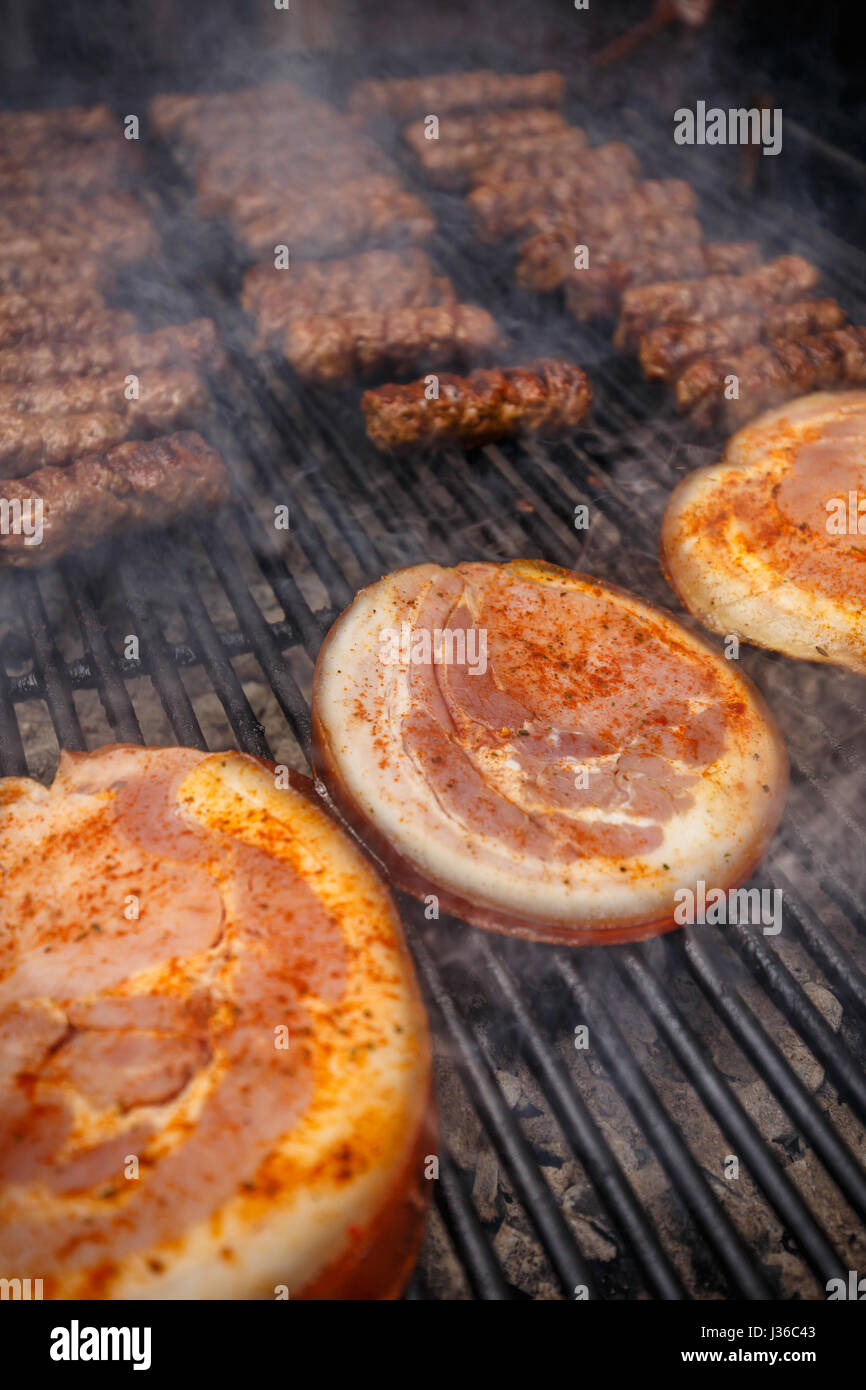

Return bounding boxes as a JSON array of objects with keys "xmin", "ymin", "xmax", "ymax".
[{"xmin": 2, "ymin": 56, "xmax": 866, "ymax": 1301}]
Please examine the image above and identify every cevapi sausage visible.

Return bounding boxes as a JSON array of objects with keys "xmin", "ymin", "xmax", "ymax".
[
  {"xmin": 243, "ymin": 251, "xmax": 453, "ymax": 347},
  {"xmin": 349, "ymin": 70, "xmax": 566, "ymax": 123},
  {"xmin": 0, "ymin": 305, "xmax": 134, "ymax": 352},
  {"xmin": 0, "ymin": 369, "xmax": 208, "ymax": 432},
  {"xmin": 0, "ymin": 320, "xmax": 225, "ymax": 384},
  {"xmin": 518, "ymin": 215, "xmax": 706, "ymax": 292},
  {"xmin": 235, "ymin": 177, "xmax": 435, "ymax": 260},
  {"xmin": 639, "ymin": 298, "xmax": 847, "ymax": 382},
  {"xmin": 562, "ymin": 242, "xmax": 762, "ymax": 319},
  {"xmin": 0, "ymin": 432, "xmax": 230, "ymax": 568},
  {"xmin": 468, "ymin": 144, "xmax": 642, "ymax": 241},
  {"xmin": 614, "ymin": 255, "xmax": 820, "ymax": 349},
  {"xmin": 0, "ymin": 411, "xmax": 129, "ymax": 474},
  {"xmin": 284, "ymin": 305, "xmax": 503, "ymax": 385},
  {"xmin": 403, "ymin": 108, "xmax": 572, "ymax": 188},
  {"xmin": 362, "ymin": 360, "xmax": 592, "ymax": 453},
  {"xmin": 676, "ymin": 325, "xmax": 866, "ymax": 429}
]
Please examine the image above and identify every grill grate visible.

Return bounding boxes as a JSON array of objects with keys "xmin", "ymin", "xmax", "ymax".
[{"xmin": 2, "ymin": 71, "xmax": 866, "ymax": 1301}]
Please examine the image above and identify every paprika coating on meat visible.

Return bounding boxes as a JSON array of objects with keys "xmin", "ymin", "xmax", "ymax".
[
  {"xmin": 311, "ymin": 559, "xmax": 788, "ymax": 945},
  {"xmin": 0, "ymin": 746, "xmax": 432, "ymax": 1298}
]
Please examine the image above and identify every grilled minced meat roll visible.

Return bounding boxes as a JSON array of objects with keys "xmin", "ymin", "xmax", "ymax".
[{"xmin": 362, "ymin": 360, "xmax": 592, "ymax": 453}]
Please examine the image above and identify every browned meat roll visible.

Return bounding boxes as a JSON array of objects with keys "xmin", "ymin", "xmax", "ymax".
[
  {"xmin": 639, "ymin": 298, "xmax": 848, "ymax": 382},
  {"xmin": 235, "ymin": 177, "xmax": 435, "ymax": 260},
  {"xmin": 283, "ymin": 305, "xmax": 503, "ymax": 385},
  {"xmin": 0, "ymin": 104, "xmax": 117, "ymax": 143},
  {"xmin": 481, "ymin": 129, "xmax": 626, "ymax": 188},
  {"xmin": 518, "ymin": 215, "xmax": 707, "ymax": 292},
  {"xmin": 242, "ymin": 250, "xmax": 453, "ymax": 348},
  {"xmin": 0, "ymin": 283, "xmax": 106, "ymax": 323},
  {"xmin": 362, "ymin": 360, "xmax": 592, "ymax": 453},
  {"xmin": 0, "ymin": 304, "xmax": 134, "ymax": 352},
  {"xmin": 0, "ymin": 209, "xmax": 159, "ymax": 265},
  {"xmin": 403, "ymin": 108, "xmax": 572, "ymax": 188},
  {"xmin": 0, "ymin": 143, "xmax": 138, "ymax": 198},
  {"xmin": 0, "ymin": 411, "xmax": 129, "ymax": 474},
  {"xmin": 468, "ymin": 144, "xmax": 642, "ymax": 241},
  {"xmin": 148, "ymin": 81, "xmax": 313, "ymax": 137},
  {"xmin": 349, "ymin": 70, "xmax": 566, "ymax": 123},
  {"xmin": 676, "ymin": 326, "xmax": 866, "ymax": 429},
  {"xmin": 561, "ymin": 242, "xmax": 762, "ymax": 319},
  {"xmin": 0, "ymin": 432, "xmax": 230, "ymax": 568},
  {"xmin": 0, "ymin": 321, "xmax": 225, "ymax": 385},
  {"xmin": 614, "ymin": 255, "xmax": 820, "ymax": 349},
  {"xmin": 0, "ymin": 369, "xmax": 208, "ymax": 433},
  {"xmin": 196, "ymin": 139, "xmax": 391, "ymax": 217},
  {"xmin": 0, "ymin": 253, "xmax": 111, "ymax": 296}
]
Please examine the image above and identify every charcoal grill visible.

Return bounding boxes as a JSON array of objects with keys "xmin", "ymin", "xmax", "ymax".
[{"xmin": 2, "ymin": 43, "xmax": 866, "ymax": 1302}]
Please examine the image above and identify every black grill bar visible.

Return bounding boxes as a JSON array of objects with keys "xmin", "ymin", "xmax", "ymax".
[
  {"xmin": 728, "ymin": 926, "xmax": 866, "ymax": 1123},
  {"xmin": 118, "ymin": 548, "xmax": 207, "ymax": 749},
  {"xmin": 476, "ymin": 937, "xmax": 686, "ymax": 1299},
  {"xmin": 410, "ymin": 924, "xmax": 600, "ymax": 1299},
  {"xmin": 618, "ymin": 947, "xmax": 847, "ymax": 1286},
  {"xmin": 61, "ymin": 557, "xmax": 144, "ymax": 743},
  {"xmin": 434, "ymin": 1156, "xmax": 512, "ymax": 1300},
  {"xmin": 555, "ymin": 952, "xmax": 773, "ymax": 1299},
  {"xmin": 685, "ymin": 933, "xmax": 866, "ymax": 1227},
  {"xmin": 167, "ymin": 533, "xmax": 271, "ymax": 759},
  {"xmin": 15, "ymin": 571, "xmax": 86, "ymax": 751}
]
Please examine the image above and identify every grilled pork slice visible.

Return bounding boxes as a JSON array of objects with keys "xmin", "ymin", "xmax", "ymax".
[
  {"xmin": 0, "ymin": 411, "xmax": 129, "ymax": 474},
  {"xmin": 676, "ymin": 326, "xmax": 866, "ymax": 429},
  {"xmin": 0, "ymin": 432, "xmax": 229, "ymax": 567},
  {"xmin": 312, "ymin": 560, "xmax": 787, "ymax": 945},
  {"xmin": 243, "ymin": 251, "xmax": 454, "ymax": 349},
  {"xmin": 403, "ymin": 108, "xmax": 572, "ymax": 188},
  {"xmin": 467, "ymin": 145, "xmax": 642, "ymax": 241},
  {"xmin": 662, "ymin": 391, "xmax": 866, "ymax": 672},
  {"xmin": 0, "ymin": 746, "xmax": 433, "ymax": 1297},
  {"xmin": 0, "ymin": 320, "xmax": 225, "ymax": 385},
  {"xmin": 614, "ymin": 255, "xmax": 820, "ymax": 350},
  {"xmin": 640, "ymin": 298, "xmax": 848, "ymax": 383},
  {"xmin": 0, "ymin": 368, "xmax": 208, "ymax": 432},
  {"xmin": 562, "ymin": 242, "xmax": 762, "ymax": 320},
  {"xmin": 283, "ymin": 305, "xmax": 503, "ymax": 386},
  {"xmin": 349, "ymin": 69, "xmax": 566, "ymax": 123},
  {"xmin": 362, "ymin": 360, "xmax": 592, "ymax": 453},
  {"xmin": 235, "ymin": 177, "xmax": 435, "ymax": 260}
]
